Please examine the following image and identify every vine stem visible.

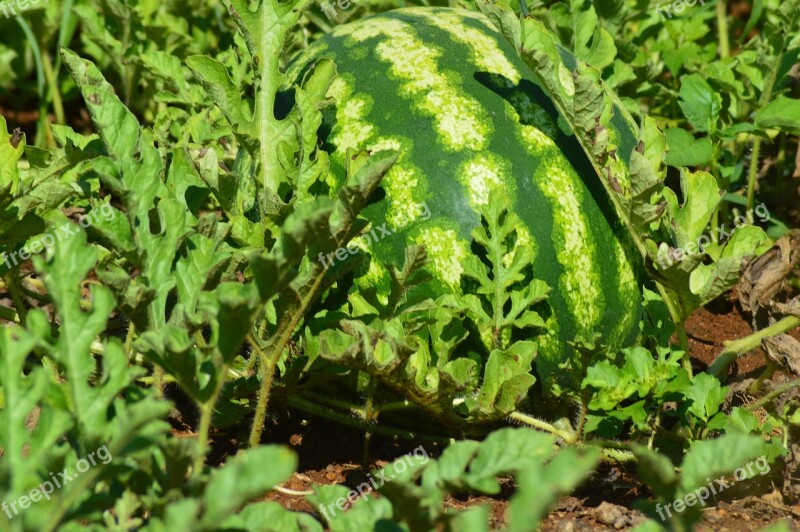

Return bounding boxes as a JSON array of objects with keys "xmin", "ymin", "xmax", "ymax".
[
  {"xmin": 286, "ymin": 395, "xmax": 453, "ymax": 443},
  {"xmin": 248, "ymin": 334, "xmax": 276, "ymax": 448},
  {"xmin": 746, "ymin": 40, "xmax": 780, "ymax": 210},
  {"xmin": 4, "ymin": 271, "xmax": 28, "ymax": 324},
  {"xmin": 676, "ymin": 320, "xmax": 693, "ymax": 377},
  {"xmin": 194, "ymin": 365, "xmax": 229, "ymax": 476},
  {"xmin": 363, "ymin": 378, "xmax": 377, "ymax": 464},
  {"xmin": 248, "ymin": 267, "xmax": 327, "ymax": 447},
  {"xmin": 124, "ymin": 322, "xmax": 136, "ymax": 360},
  {"xmin": 41, "ymin": 51, "xmax": 65, "ymax": 126},
  {"xmin": 746, "ymin": 377, "xmax": 800, "ymax": 411},
  {"xmin": 0, "ymin": 305, "xmax": 19, "ymax": 323},
  {"xmin": 746, "ymin": 137, "xmax": 763, "ymax": 211},
  {"xmin": 710, "ymin": 0, "xmax": 729, "ymax": 234},
  {"xmin": 716, "ymin": 0, "xmax": 730, "ymax": 59},
  {"xmin": 707, "ymin": 315, "xmax": 800, "ymax": 377},
  {"xmin": 273, "ymin": 485, "xmax": 313, "ymax": 496},
  {"xmin": 508, "ymin": 411, "xmax": 577, "ymax": 444}
]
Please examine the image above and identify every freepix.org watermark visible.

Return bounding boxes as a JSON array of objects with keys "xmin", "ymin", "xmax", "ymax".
[
  {"xmin": 1, "ymin": 204, "xmax": 116, "ymax": 270},
  {"xmin": 0, "ymin": 0, "xmax": 48, "ymax": 20},
  {"xmin": 318, "ymin": 445, "xmax": 430, "ymax": 520},
  {"xmin": 656, "ymin": 203, "xmax": 770, "ymax": 270},
  {"xmin": 655, "ymin": 455, "xmax": 770, "ymax": 520},
  {"xmin": 318, "ymin": 202, "xmax": 431, "ymax": 269},
  {"xmin": 319, "ymin": 0, "xmax": 358, "ymax": 21},
  {"xmin": 656, "ymin": 0, "xmax": 706, "ymax": 21},
  {"xmin": 1, "ymin": 444, "xmax": 113, "ymax": 519}
]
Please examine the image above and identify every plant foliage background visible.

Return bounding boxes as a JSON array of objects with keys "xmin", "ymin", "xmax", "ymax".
[{"xmin": 0, "ymin": 0, "xmax": 799, "ymax": 530}]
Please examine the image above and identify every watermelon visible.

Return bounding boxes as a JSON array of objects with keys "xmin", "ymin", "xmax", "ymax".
[{"xmin": 290, "ymin": 7, "xmax": 643, "ymax": 389}]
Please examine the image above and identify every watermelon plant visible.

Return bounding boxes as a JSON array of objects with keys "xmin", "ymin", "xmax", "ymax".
[{"xmin": 1, "ymin": 0, "xmax": 799, "ymax": 530}]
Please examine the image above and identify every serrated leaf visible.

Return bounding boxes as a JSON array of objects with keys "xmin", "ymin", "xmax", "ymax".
[
  {"xmin": 62, "ymin": 48, "xmax": 140, "ymax": 159},
  {"xmin": 683, "ymin": 373, "xmax": 727, "ymax": 422}
]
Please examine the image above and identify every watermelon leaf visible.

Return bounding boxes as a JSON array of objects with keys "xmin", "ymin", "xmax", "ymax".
[{"xmin": 459, "ymin": 190, "xmax": 550, "ymax": 352}]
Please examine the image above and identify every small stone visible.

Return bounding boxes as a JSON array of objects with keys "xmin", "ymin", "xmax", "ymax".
[
  {"xmin": 595, "ymin": 502, "xmax": 625, "ymax": 526},
  {"xmin": 556, "ymin": 520, "xmax": 577, "ymax": 532},
  {"xmin": 762, "ymin": 489, "xmax": 784, "ymax": 506},
  {"xmin": 613, "ymin": 515, "xmax": 629, "ymax": 529}
]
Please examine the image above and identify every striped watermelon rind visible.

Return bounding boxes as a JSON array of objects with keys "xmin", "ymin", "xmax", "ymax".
[{"xmin": 289, "ymin": 7, "xmax": 645, "ymax": 393}]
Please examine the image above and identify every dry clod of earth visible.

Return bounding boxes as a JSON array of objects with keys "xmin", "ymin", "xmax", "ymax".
[
  {"xmin": 594, "ymin": 501, "xmax": 629, "ymax": 528},
  {"xmin": 738, "ymin": 229, "xmax": 800, "ymax": 375}
]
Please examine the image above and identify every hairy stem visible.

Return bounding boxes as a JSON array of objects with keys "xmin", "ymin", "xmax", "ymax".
[
  {"xmin": 124, "ymin": 322, "xmax": 136, "ymax": 360},
  {"xmin": 509, "ymin": 411, "xmax": 577, "ymax": 444},
  {"xmin": 716, "ymin": 0, "xmax": 729, "ymax": 59},
  {"xmin": 363, "ymin": 377, "xmax": 376, "ymax": 464},
  {"xmin": 747, "ymin": 47, "xmax": 780, "ymax": 210},
  {"xmin": 708, "ymin": 315, "xmax": 800, "ymax": 378},
  {"xmin": 287, "ymin": 395, "xmax": 452, "ymax": 443},
  {"xmin": 747, "ymin": 377, "xmax": 800, "ymax": 411},
  {"xmin": 248, "ymin": 268, "xmax": 327, "ymax": 447},
  {"xmin": 194, "ymin": 366, "xmax": 228, "ymax": 475},
  {"xmin": 248, "ymin": 334, "xmax": 276, "ymax": 447},
  {"xmin": 5, "ymin": 271, "xmax": 28, "ymax": 324},
  {"xmin": 676, "ymin": 321, "xmax": 693, "ymax": 377}
]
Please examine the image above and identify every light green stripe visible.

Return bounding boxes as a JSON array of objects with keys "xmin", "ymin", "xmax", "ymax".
[
  {"xmin": 367, "ymin": 136, "xmax": 428, "ymax": 230},
  {"xmin": 414, "ymin": 227, "xmax": 468, "ymax": 288},
  {"xmin": 327, "ymin": 76, "xmax": 374, "ymax": 155},
  {"xmin": 334, "ymin": 17, "xmax": 492, "ymax": 152},
  {"xmin": 610, "ymin": 238, "xmax": 639, "ymax": 345},
  {"xmin": 535, "ymin": 159, "xmax": 603, "ymax": 334},
  {"xmin": 459, "ymin": 153, "xmax": 510, "ymax": 207},
  {"xmin": 410, "ymin": 10, "xmax": 522, "ymax": 85}
]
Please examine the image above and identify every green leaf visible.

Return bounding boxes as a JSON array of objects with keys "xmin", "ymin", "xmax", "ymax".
[
  {"xmin": 32, "ymin": 217, "xmax": 118, "ymax": 428},
  {"xmin": 201, "ymin": 446, "xmax": 298, "ymax": 526},
  {"xmin": 629, "ymin": 444, "xmax": 679, "ymax": 500},
  {"xmin": 476, "ymin": 0, "xmax": 521, "ymax": 50},
  {"xmin": 309, "ymin": 484, "xmax": 394, "ymax": 531},
  {"xmin": 460, "ymin": 190, "xmax": 550, "ymax": 353},
  {"xmin": 0, "ymin": 114, "xmax": 24, "ymax": 197},
  {"xmin": 551, "ymin": 0, "xmax": 617, "ymax": 69},
  {"xmin": 221, "ymin": 501, "xmax": 323, "ymax": 532},
  {"xmin": 476, "ymin": 342, "xmax": 537, "ymax": 417},
  {"xmin": 186, "ymin": 55, "xmax": 251, "ymax": 145},
  {"xmin": 665, "ymin": 128, "xmax": 713, "ymax": 166},
  {"xmin": 678, "ymin": 74, "xmax": 722, "ymax": 133},
  {"xmin": 755, "ymin": 95, "xmax": 800, "ymax": 135},
  {"xmin": 0, "ymin": 326, "xmax": 71, "ymax": 499},
  {"xmin": 465, "ymin": 428, "xmax": 555, "ymax": 493},
  {"xmin": 678, "ymin": 434, "xmax": 771, "ymax": 494},
  {"xmin": 662, "ymin": 169, "xmax": 721, "ymax": 250},
  {"xmin": 507, "ymin": 447, "xmax": 600, "ymax": 530},
  {"xmin": 62, "ymin": 48, "xmax": 140, "ymax": 159},
  {"xmin": 682, "ymin": 373, "xmax": 727, "ymax": 422}
]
